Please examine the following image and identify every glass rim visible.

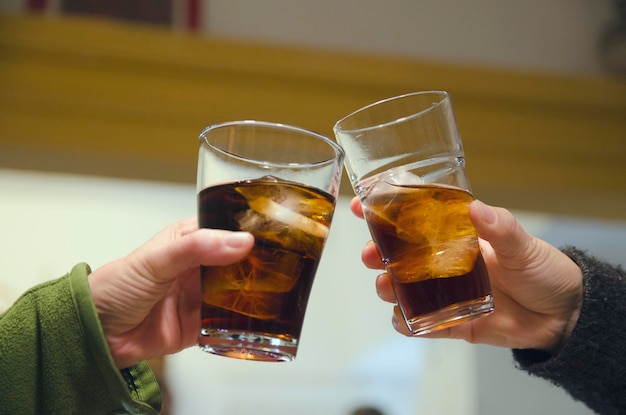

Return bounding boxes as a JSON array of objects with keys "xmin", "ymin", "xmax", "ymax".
[
  {"xmin": 333, "ymin": 90, "xmax": 450, "ymax": 135},
  {"xmin": 199, "ymin": 119, "xmax": 345, "ymax": 167}
]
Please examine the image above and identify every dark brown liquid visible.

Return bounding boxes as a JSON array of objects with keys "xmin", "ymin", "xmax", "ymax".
[
  {"xmin": 393, "ymin": 253, "xmax": 490, "ymax": 317},
  {"xmin": 198, "ymin": 177, "xmax": 335, "ymax": 341},
  {"xmin": 363, "ymin": 184, "xmax": 491, "ymax": 318}
]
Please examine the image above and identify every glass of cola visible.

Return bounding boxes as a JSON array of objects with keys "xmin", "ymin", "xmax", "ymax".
[
  {"xmin": 334, "ymin": 91, "xmax": 494, "ymax": 336},
  {"xmin": 197, "ymin": 120, "xmax": 344, "ymax": 362}
]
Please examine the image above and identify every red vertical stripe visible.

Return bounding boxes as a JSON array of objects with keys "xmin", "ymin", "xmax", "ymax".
[
  {"xmin": 187, "ymin": 0, "xmax": 200, "ymax": 30},
  {"xmin": 27, "ymin": 0, "xmax": 48, "ymax": 11}
]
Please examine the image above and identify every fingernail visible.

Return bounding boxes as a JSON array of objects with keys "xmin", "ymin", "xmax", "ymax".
[
  {"xmin": 476, "ymin": 200, "xmax": 496, "ymax": 224},
  {"xmin": 226, "ymin": 232, "xmax": 252, "ymax": 248}
]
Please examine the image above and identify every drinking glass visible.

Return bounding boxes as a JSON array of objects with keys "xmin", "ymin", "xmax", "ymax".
[
  {"xmin": 334, "ymin": 91, "xmax": 494, "ymax": 335},
  {"xmin": 197, "ymin": 120, "xmax": 344, "ymax": 361}
]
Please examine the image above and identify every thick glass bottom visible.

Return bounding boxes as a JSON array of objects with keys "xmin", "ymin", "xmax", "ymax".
[
  {"xmin": 199, "ymin": 329, "xmax": 298, "ymax": 362},
  {"xmin": 405, "ymin": 294, "xmax": 494, "ymax": 336}
]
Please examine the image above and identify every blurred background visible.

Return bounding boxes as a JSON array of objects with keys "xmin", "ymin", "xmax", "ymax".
[{"xmin": 1, "ymin": 1, "xmax": 625, "ymax": 414}]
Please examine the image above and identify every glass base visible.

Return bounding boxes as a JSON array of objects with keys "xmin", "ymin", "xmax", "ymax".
[
  {"xmin": 199, "ymin": 329, "xmax": 298, "ymax": 362},
  {"xmin": 405, "ymin": 295, "xmax": 494, "ymax": 336}
]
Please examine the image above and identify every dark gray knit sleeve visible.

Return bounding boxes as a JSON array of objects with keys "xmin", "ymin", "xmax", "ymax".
[{"xmin": 512, "ymin": 246, "xmax": 626, "ymax": 415}]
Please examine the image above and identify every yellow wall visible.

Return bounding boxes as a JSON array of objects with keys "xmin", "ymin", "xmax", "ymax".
[{"xmin": 1, "ymin": 14, "xmax": 625, "ymax": 219}]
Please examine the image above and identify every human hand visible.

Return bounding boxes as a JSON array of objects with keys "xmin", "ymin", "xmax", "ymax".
[
  {"xmin": 351, "ymin": 197, "xmax": 583, "ymax": 353},
  {"xmin": 87, "ymin": 217, "xmax": 254, "ymax": 369}
]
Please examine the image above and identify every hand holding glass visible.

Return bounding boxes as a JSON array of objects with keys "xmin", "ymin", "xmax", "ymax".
[{"xmin": 334, "ymin": 91, "xmax": 494, "ymax": 335}]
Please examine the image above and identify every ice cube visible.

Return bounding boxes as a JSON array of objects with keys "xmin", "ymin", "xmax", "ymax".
[
  {"xmin": 368, "ymin": 167, "xmax": 425, "ymax": 197},
  {"xmin": 244, "ymin": 196, "xmax": 329, "ymax": 239},
  {"xmin": 203, "ymin": 251, "xmax": 300, "ymax": 319},
  {"xmin": 382, "ymin": 167, "xmax": 425, "ymax": 186},
  {"xmin": 429, "ymin": 236, "xmax": 479, "ymax": 277},
  {"xmin": 204, "ymin": 279, "xmax": 283, "ymax": 319},
  {"xmin": 390, "ymin": 237, "xmax": 478, "ymax": 282},
  {"xmin": 247, "ymin": 248, "xmax": 302, "ymax": 292}
]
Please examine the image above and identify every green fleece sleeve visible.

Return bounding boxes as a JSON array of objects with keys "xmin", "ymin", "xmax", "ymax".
[{"xmin": 0, "ymin": 263, "xmax": 162, "ymax": 415}]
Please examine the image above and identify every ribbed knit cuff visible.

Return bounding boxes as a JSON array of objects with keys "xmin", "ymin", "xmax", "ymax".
[{"xmin": 512, "ymin": 247, "xmax": 626, "ymax": 414}]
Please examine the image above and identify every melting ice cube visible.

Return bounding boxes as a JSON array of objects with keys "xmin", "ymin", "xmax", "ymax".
[
  {"xmin": 382, "ymin": 167, "xmax": 425, "ymax": 186},
  {"xmin": 369, "ymin": 166, "xmax": 425, "ymax": 195},
  {"xmin": 244, "ymin": 196, "xmax": 329, "ymax": 239},
  {"xmin": 429, "ymin": 236, "xmax": 479, "ymax": 277}
]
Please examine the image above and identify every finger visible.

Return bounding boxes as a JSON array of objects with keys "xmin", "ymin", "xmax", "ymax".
[
  {"xmin": 362, "ymin": 240, "xmax": 385, "ymax": 269},
  {"xmin": 350, "ymin": 196, "xmax": 364, "ymax": 219},
  {"xmin": 172, "ymin": 216, "xmax": 199, "ymax": 237},
  {"xmin": 138, "ymin": 217, "xmax": 198, "ymax": 249},
  {"xmin": 375, "ymin": 273, "xmax": 396, "ymax": 303},
  {"xmin": 469, "ymin": 200, "xmax": 534, "ymax": 260},
  {"xmin": 138, "ymin": 229, "xmax": 254, "ymax": 283},
  {"xmin": 391, "ymin": 307, "xmax": 412, "ymax": 336}
]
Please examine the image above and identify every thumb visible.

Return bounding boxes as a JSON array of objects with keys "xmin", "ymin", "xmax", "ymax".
[
  {"xmin": 469, "ymin": 200, "xmax": 534, "ymax": 260},
  {"xmin": 135, "ymin": 229, "xmax": 254, "ymax": 283}
]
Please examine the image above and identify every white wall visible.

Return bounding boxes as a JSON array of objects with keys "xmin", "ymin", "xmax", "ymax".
[
  {"xmin": 204, "ymin": 0, "xmax": 616, "ymax": 76},
  {"xmin": 1, "ymin": 0, "xmax": 618, "ymax": 76},
  {"xmin": 0, "ymin": 169, "xmax": 193, "ymax": 306}
]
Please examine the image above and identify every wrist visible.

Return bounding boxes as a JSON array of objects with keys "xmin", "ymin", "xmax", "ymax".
[{"xmin": 548, "ymin": 262, "xmax": 583, "ymax": 355}]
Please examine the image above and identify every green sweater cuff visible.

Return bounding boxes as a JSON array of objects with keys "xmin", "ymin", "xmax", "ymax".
[
  {"xmin": 0, "ymin": 263, "xmax": 162, "ymax": 414},
  {"xmin": 69, "ymin": 263, "xmax": 162, "ymax": 414}
]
